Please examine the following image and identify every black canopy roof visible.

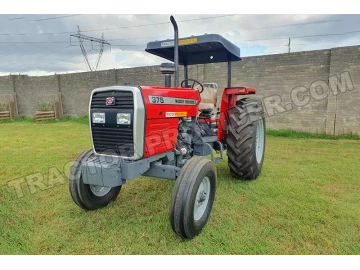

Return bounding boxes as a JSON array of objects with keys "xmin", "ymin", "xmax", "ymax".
[{"xmin": 145, "ymin": 34, "xmax": 241, "ymax": 65}]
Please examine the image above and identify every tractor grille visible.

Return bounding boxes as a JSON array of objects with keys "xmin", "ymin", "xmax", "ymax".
[
  {"xmin": 91, "ymin": 90, "xmax": 134, "ymax": 157},
  {"xmin": 92, "ymin": 126, "xmax": 134, "ymax": 156},
  {"xmin": 91, "ymin": 90, "xmax": 134, "ymax": 109}
]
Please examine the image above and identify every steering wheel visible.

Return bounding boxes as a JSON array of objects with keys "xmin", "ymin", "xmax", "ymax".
[{"xmin": 180, "ymin": 79, "xmax": 204, "ymax": 94}]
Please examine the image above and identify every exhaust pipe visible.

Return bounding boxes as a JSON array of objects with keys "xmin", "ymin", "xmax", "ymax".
[{"xmin": 170, "ymin": 15, "xmax": 179, "ymax": 88}]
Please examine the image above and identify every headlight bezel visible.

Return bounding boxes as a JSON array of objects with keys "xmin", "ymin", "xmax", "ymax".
[
  {"xmin": 92, "ymin": 112, "xmax": 106, "ymax": 124},
  {"xmin": 117, "ymin": 113, "xmax": 131, "ymax": 125}
]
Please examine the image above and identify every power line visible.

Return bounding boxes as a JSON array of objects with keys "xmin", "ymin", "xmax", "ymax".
[
  {"xmin": 42, "ymin": 52, "xmax": 86, "ymax": 68},
  {"xmin": 0, "ymin": 45, "xmax": 75, "ymax": 69},
  {"xmin": 0, "ymin": 41, "xmax": 73, "ymax": 43},
  {"xmin": 1, "ymin": 46, "xmax": 69, "ymax": 70},
  {"xmin": 6, "ymin": 46, "xmax": 72, "ymax": 69},
  {"xmin": 0, "ymin": 16, "xmax": 342, "ymax": 39},
  {"xmin": 0, "ymin": 14, "xmax": 237, "ymax": 36},
  {"xmin": 0, "ymin": 20, "xmax": 353, "ymax": 46},
  {"xmin": 0, "ymin": 50, "xmax": 41, "ymax": 68},
  {"xmin": 34, "ymin": 46, "xmax": 70, "ymax": 60},
  {"xmin": 84, "ymin": 19, "xmax": 340, "ymax": 43},
  {"xmin": 244, "ymin": 29, "xmax": 360, "ymax": 42},
  {"xmin": 0, "ymin": 41, "xmax": 142, "ymax": 46},
  {"xmin": 109, "ymin": 44, "xmax": 144, "ymax": 47},
  {"xmin": 0, "ymin": 51, "xmax": 16, "ymax": 58},
  {"xmin": 8, "ymin": 16, "xmax": 25, "ymax": 21},
  {"xmin": 290, "ymin": 41, "xmax": 345, "ymax": 46},
  {"xmin": 0, "ymin": 47, "xmax": 81, "ymax": 71},
  {"xmin": 2, "ymin": 27, "xmax": 360, "ymax": 45},
  {"xmin": 29, "ymin": 14, "xmax": 82, "ymax": 22},
  {"xmin": 248, "ymin": 19, "xmax": 342, "ymax": 30},
  {"xmin": 1, "ymin": 26, "xmax": 359, "ymax": 47}
]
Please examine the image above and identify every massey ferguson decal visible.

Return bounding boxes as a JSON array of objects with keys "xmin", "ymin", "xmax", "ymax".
[
  {"xmin": 148, "ymin": 95, "xmax": 198, "ymax": 105},
  {"xmin": 106, "ymin": 97, "xmax": 115, "ymax": 105}
]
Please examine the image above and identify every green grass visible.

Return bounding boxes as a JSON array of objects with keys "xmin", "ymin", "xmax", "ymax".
[
  {"xmin": 0, "ymin": 122, "xmax": 360, "ymax": 254},
  {"xmin": 267, "ymin": 129, "xmax": 360, "ymax": 140},
  {"xmin": 0, "ymin": 116, "xmax": 89, "ymax": 125},
  {"xmin": 3, "ymin": 116, "xmax": 359, "ymax": 140}
]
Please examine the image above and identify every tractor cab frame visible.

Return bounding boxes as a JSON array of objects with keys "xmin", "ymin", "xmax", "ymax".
[
  {"xmin": 145, "ymin": 33, "xmax": 240, "ymax": 88},
  {"xmin": 145, "ymin": 20, "xmax": 257, "ymax": 142},
  {"xmin": 69, "ymin": 16, "xmax": 266, "ymax": 240}
]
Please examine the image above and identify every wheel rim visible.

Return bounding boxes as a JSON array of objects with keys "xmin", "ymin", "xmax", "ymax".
[
  {"xmin": 255, "ymin": 118, "xmax": 265, "ymax": 163},
  {"xmin": 194, "ymin": 176, "xmax": 211, "ymax": 221},
  {"xmin": 89, "ymin": 185, "xmax": 111, "ymax": 197}
]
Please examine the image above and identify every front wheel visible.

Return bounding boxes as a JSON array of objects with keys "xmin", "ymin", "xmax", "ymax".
[
  {"xmin": 169, "ymin": 156, "xmax": 217, "ymax": 239},
  {"xmin": 68, "ymin": 148, "xmax": 121, "ymax": 211},
  {"xmin": 226, "ymin": 98, "xmax": 266, "ymax": 180}
]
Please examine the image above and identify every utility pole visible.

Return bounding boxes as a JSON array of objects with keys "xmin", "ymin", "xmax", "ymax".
[
  {"xmin": 287, "ymin": 37, "xmax": 291, "ymax": 53},
  {"xmin": 70, "ymin": 26, "xmax": 111, "ymax": 71}
]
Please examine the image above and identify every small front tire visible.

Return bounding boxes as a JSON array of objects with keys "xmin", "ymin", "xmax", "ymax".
[
  {"xmin": 68, "ymin": 148, "xmax": 121, "ymax": 211},
  {"xmin": 169, "ymin": 156, "xmax": 217, "ymax": 239}
]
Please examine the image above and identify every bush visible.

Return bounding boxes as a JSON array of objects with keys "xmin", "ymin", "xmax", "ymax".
[
  {"xmin": 0, "ymin": 102, "xmax": 9, "ymax": 111},
  {"xmin": 36, "ymin": 102, "xmax": 54, "ymax": 111}
]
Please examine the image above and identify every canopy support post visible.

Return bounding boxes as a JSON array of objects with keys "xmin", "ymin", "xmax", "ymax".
[
  {"xmin": 227, "ymin": 60, "xmax": 231, "ymax": 87},
  {"xmin": 170, "ymin": 16, "xmax": 179, "ymax": 88}
]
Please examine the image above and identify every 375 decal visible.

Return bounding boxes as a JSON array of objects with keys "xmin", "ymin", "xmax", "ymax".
[
  {"xmin": 150, "ymin": 96, "xmax": 164, "ymax": 104},
  {"xmin": 148, "ymin": 95, "xmax": 198, "ymax": 105}
]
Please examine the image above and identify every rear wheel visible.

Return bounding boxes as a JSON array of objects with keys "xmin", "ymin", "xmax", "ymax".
[
  {"xmin": 226, "ymin": 98, "xmax": 266, "ymax": 180},
  {"xmin": 69, "ymin": 148, "xmax": 121, "ymax": 211},
  {"xmin": 169, "ymin": 156, "xmax": 217, "ymax": 239}
]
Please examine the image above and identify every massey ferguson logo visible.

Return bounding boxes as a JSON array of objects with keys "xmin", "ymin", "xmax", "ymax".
[{"xmin": 106, "ymin": 97, "xmax": 115, "ymax": 105}]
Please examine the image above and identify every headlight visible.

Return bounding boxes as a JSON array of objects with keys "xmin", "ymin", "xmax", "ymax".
[
  {"xmin": 117, "ymin": 113, "xmax": 131, "ymax": 125},
  {"xmin": 92, "ymin": 112, "xmax": 105, "ymax": 124}
]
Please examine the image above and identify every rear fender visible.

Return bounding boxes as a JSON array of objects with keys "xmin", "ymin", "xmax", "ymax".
[{"xmin": 218, "ymin": 87, "xmax": 256, "ymax": 141}]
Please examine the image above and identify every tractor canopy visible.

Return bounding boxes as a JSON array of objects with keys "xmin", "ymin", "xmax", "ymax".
[{"xmin": 145, "ymin": 34, "xmax": 241, "ymax": 65}]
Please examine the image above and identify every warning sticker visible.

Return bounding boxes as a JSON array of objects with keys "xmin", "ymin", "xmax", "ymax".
[
  {"xmin": 179, "ymin": 38, "xmax": 198, "ymax": 45},
  {"xmin": 160, "ymin": 38, "xmax": 198, "ymax": 47},
  {"xmin": 166, "ymin": 112, "xmax": 187, "ymax": 118}
]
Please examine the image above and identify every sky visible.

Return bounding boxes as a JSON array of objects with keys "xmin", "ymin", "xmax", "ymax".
[{"xmin": 0, "ymin": 14, "xmax": 359, "ymax": 76}]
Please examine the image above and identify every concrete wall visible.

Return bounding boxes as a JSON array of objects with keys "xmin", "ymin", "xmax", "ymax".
[
  {"xmin": 328, "ymin": 46, "xmax": 360, "ymax": 135},
  {"xmin": 229, "ymin": 50, "xmax": 331, "ymax": 133},
  {"xmin": 60, "ymin": 69, "xmax": 116, "ymax": 116},
  {"xmin": 0, "ymin": 45, "xmax": 359, "ymax": 135},
  {"xmin": 0, "ymin": 76, "xmax": 14, "ymax": 106},
  {"xmin": 14, "ymin": 75, "xmax": 59, "ymax": 116}
]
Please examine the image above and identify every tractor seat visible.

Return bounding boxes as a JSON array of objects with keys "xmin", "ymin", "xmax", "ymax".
[{"xmin": 196, "ymin": 85, "xmax": 218, "ymax": 112}]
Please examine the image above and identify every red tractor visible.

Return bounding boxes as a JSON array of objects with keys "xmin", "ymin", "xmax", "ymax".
[{"xmin": 69, "ymin": 16, "xmax": 266, "ymax": 239}]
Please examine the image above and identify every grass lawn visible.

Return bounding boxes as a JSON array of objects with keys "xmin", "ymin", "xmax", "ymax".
[{"xmin": 0, "ymin": 121, "xmax": 359, "ymax": 254}]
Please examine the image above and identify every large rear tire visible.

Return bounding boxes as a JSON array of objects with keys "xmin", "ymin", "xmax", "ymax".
[
  {"xmin": 69, "ymin": 148, "xmax": 121, "ymax": 211},
  {"xmin": 226, "ymin": 98, "xmax": 266, "ymax": 180},
  {"xmin": 169, "ymin": 156, "xmax": 217, "ymax": 239}
]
